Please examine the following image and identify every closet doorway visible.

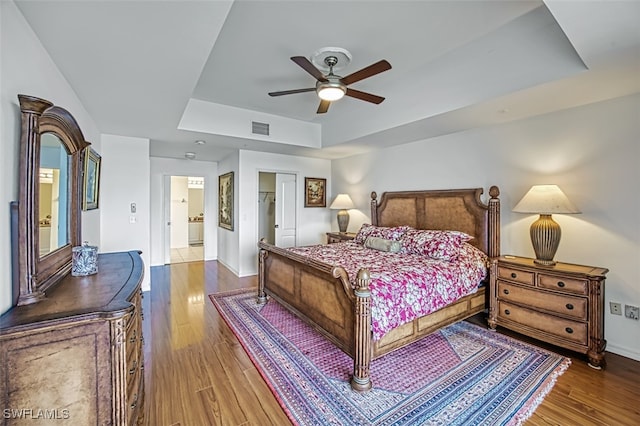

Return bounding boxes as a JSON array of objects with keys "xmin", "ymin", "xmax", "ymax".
[
  {"xmin": 166, "ymin": 175, "xmax": 205, "ymax": 264},
  {"xmin": 258, "ymin": 172, "xmax": 297, "ymax": 247}
]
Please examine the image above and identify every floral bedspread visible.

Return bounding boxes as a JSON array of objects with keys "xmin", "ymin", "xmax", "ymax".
[{"xmin": 287, "ymin": 242, "xmax": 488, "ymax": 341}]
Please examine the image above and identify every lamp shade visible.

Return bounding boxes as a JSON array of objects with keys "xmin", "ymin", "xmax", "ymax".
[
  {"xmin": 330, "ymin": 194, "xmax": 355, "ymax": 210},
  {"xmin": 512, "ymin": 185, "xmax": 580, "ymax": 214}
]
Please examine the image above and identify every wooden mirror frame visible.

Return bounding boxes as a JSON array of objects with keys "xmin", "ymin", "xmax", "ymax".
[{"xmin": 15, "ymin": 95, "xmax": 90, "ymax": 305}]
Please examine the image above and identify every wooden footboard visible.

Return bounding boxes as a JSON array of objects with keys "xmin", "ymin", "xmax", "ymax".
[
  {"xmin": 257, "ymin": 240, "xmax": 374, "ymax": 391},
  {"xmin": 258, "ymin": 241, "xmax": 357, "ymax": 353}
]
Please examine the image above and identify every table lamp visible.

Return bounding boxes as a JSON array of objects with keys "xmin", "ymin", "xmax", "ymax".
[
  {"xmin": 330, "ymin": 194, "xmax": 355, "ymax": 233},
  {"xmin": 513, "ymin": 185, "xmax": 580, "ymax": 265}
]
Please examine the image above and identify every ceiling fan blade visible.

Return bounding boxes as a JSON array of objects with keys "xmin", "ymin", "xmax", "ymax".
[
  {"xmin": 317, "ymin": 100, "xmax": 330, "ymax": 114},
  {"xmin": 268, "ymin": 88, "xmax": 316, "ymax": 97},
  {"xmin": 291, "ymin": 56, "xmax": 327, "ymax": 82},
  {"xmin": 340, "ymin": 60, "xmax": 391, "ymax": 86},
  {"xmin": 345, "ymin": 88, "xmax": 385, "ymax": 104}
]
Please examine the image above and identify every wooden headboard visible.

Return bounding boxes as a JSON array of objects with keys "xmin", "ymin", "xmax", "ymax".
[{"xmin": 370, "ymin": 186, "xmax": 500, "ymax": 257}]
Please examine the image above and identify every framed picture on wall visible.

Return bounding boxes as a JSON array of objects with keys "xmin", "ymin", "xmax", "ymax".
[
  {"xmin": 304, "ymin": 177, "xmax": 326, "ymax": 207},
  {"xmin": 218, "ymin": 171, "xmax": 234, "ymax": 230},
  {"xmin": 82, "ymin": 148, "xmax": 101, "ymax": 211}
]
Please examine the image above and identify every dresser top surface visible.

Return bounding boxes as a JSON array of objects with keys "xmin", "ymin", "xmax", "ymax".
[
  {"xmin": 1, "ymin": 251, "xmax": 144, "ymax": 332},
  {"xmin": 496, "ymin": 255, "xmax": 609, "ymax": 277}
]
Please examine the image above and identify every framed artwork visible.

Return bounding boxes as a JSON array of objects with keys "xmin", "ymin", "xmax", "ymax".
[
  {"xmin": 218, "ymin": 171, "xmax": 234, "ymax": 230},
  {"xmin": 304, "ymin": 177, "xmax": 326, "ymax": 207},
  {"xmin": 82, "ymin": 148, "xmax": 101, "ymax": 211}
]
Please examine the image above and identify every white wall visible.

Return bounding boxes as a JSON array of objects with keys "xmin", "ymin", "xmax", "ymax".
[
  {"xmin": 332, "ymin": 93, "xmax": 640, "ymax": 361},
  {"xmin": 100, "ymin": 134, "xmax": 150, "ymax": 290},
  {"xmin": 1, "ymin": 0, "xmax": 101, "ymax": 313},
  {"xmin": 149, "ymin": 157, "xmax": 218, "ymax": 267},
  {"xmin": 238, "ymin": 150, "xmax": 332, "ymax": 276},
  {"xmin": 188, "ymin": 188, "xmax": 204, "ymax": 218}
]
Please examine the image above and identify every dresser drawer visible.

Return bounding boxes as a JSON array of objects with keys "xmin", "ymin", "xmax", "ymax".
[
  {"xmin": 497, "ymin": 281, "xmax": 587, "ymax": 320},
  {"xmin": 126, "ymin": 373, "xmax": 142, "ymax": 426},
  {"xmin": 538, "ymin": 273, "xmax": 588, "ymax": 295},
  {"xmin": 497, "ymin": 266, "xmax": 534, "ymax": 286},
  {"xmin": 498, "ymin": 301, "xmax": 588, "ymax": 345},
  {"xmin": 126, "ymin": 324, "xmax": 141, "ymax": 360},
  {"xmin": 126, "ymin": 355, "xmax": 141, "ymax": 394}
]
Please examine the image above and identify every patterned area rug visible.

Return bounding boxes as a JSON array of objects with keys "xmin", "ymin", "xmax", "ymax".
[{"xmin": 210, "ymin": 289, "xmax": 570, "ymax": 426}]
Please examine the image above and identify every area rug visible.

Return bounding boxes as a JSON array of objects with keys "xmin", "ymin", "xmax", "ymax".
[{"xmin": 210, "ymin": 289, "xmax": 570, "ymax": 426}]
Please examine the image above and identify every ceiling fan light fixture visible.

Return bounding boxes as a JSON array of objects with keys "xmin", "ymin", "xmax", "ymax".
[{"xmin": 317, "ymin": 81, "xmax": 346, "ymax": 101}]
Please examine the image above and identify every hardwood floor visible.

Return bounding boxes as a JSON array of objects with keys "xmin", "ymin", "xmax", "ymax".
[{"xmin": 144, "ymin": 260, "xmax": 640, "ymax": 425}]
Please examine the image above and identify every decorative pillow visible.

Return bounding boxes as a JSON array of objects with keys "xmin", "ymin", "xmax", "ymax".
[
  {"xmin": 400, "ymin": 229, "xmax": 473, "ymax": 261},
  {"xmin": 364, "ymin": 236, "xmax": 402, "ymax": 253},
  {"xmin": 354, "ymin": 224, "xmax": 411, "ymax": 245},
  {"xmin": 458, "ymin": 242, "xmax": 489, "ymax": 270}
]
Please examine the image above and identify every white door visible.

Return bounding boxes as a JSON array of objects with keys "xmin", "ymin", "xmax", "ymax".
[{"xmin": 275, "ymin": 173, "xmax": 296, "ymax": 247}]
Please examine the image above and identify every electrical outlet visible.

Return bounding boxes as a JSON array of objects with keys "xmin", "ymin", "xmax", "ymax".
[
  {"xmin": 625, "ymin": 305, "xmax": 639, "ymax": 320},
  {"xmin": 610, "ymin": 302, "xmax": 622, "ymax": 315}
]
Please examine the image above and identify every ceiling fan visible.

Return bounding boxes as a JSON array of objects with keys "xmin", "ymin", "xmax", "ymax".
[{"xmin": 268, "ymin": 54, "xmax": 392, "ymax": 114}]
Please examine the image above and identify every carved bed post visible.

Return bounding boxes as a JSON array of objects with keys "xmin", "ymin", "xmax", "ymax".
[
  {"xmin": 257, "ymin": 245, "xmax": 268, "ymax": 304},
  {"xmin": 370, "ymin": 192, "xmax": 378, "ymax": 226},
  {"xmin": 351, "ymin": 269, "xmax": 373, "ymax": 392},
  {"xmin": 487, "ymin": 186, "xmax": 500, "ymax": 330},
  {"xmin": 488, "ymin": 186, "xmax": 501, "ymax": 258}
]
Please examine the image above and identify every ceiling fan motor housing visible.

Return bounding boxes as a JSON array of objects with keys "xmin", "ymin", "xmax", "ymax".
[
  {"xmin": 316, "ymin": 76, "xmax": 346, "ymax": 101},
  {"xmin": 316, "ymin": 56, "xmax": 346, "ymax": 101}
]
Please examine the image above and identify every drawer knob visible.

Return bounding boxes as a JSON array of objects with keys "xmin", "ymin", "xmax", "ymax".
[
  {"xmin": 566, "ymin": 303, "xmax": 574, "ymax": 310},
  {"xmin": 130, "ymin": 393, "xmax": 138, "ymax": 410},
  {"xmin": 510, "ymin": 272, "xmax": 517, "ymax": 279},
  {"xmin": 503, "ymin": 289, "xmax": 510, "ymax": 295},
  {"xmin": 557, "ymin": 281, "xmax": 566, "ymax": 288},
  {"xmin": 565, "ymin": 327, "xmax": 573, "ymax": 334},
  {"xmin": 504, "ymin": 309, "xmax": 510, "ymax": 315}
]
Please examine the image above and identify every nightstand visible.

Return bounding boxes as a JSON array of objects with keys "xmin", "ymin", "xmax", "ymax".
[
  {"xmin": 326, "ymin": 232, "xmax": 356, "ymax": 244},
  {"xmin": 488, "ymin": 255, "xmax": 608, "ymax": 368}
]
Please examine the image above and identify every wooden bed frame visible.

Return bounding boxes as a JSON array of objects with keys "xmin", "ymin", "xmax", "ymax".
[{"xmin": 257, "ymin": 186, "xmax": 501, "ymax": 391}]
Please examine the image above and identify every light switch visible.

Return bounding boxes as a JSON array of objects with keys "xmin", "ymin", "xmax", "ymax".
[{"xmin": 130, "ymin": 203, "xmax": 136, "ymax": 213}]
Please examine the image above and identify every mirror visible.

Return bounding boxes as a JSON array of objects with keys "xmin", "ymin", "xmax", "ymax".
[
  {"xmin": 39, "ymin": 133, "xmax": 70, "ymax": 257},
  {"xmin": 15, "ymin": 95, "xmax": 90, "ymax": 305}
]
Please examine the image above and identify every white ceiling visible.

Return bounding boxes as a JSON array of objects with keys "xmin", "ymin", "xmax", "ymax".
[{"xmin": 15, "ymin": 0, "xmax": 640, "ymax": 162}]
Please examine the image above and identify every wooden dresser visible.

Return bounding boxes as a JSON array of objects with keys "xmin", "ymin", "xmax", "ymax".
[
  {"xmin": 326, "ymin": 232, "xmax": 356, "ymax": 244},
  {"xmin": 488, "ymin": 255, "xmax": 608, "ymax": 368},
  {"xmin": 0, "ymin": 251, "xmax": 145, "ymax": 425}
]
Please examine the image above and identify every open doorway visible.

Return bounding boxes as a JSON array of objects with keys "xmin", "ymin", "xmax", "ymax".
[
  {"xmin": 258, "ymin": 172, "xmax": 276, "ymax": 244},
  {"xmin": 258, "ymin": 172, "xmax": 296, "ymax": 247},
  {"xmin": 168, "ymin": 175, "xmax": 205, "ymax": 263}
]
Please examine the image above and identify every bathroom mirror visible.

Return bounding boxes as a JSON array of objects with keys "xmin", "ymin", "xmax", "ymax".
[{"xmin": 15, "ymin": 95, "xmax": 90, "ymax": 305}]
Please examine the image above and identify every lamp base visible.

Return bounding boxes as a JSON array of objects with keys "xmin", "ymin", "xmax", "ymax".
[
  {"xmin": 530, "ymin": 214, "xmax": 560, "ymax": 266},
  {"xmin": 337, "ymin": 210, "xmax": 350, "ymax": 233},
  {"xmin": 533, "ymin": 258, "xmax": 557, "ymax": 266}
]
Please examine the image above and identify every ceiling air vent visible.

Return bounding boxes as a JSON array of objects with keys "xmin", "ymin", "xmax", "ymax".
[{"xmin": 252, "ymin": 121, "xmax": 270, "ymax": 136}]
